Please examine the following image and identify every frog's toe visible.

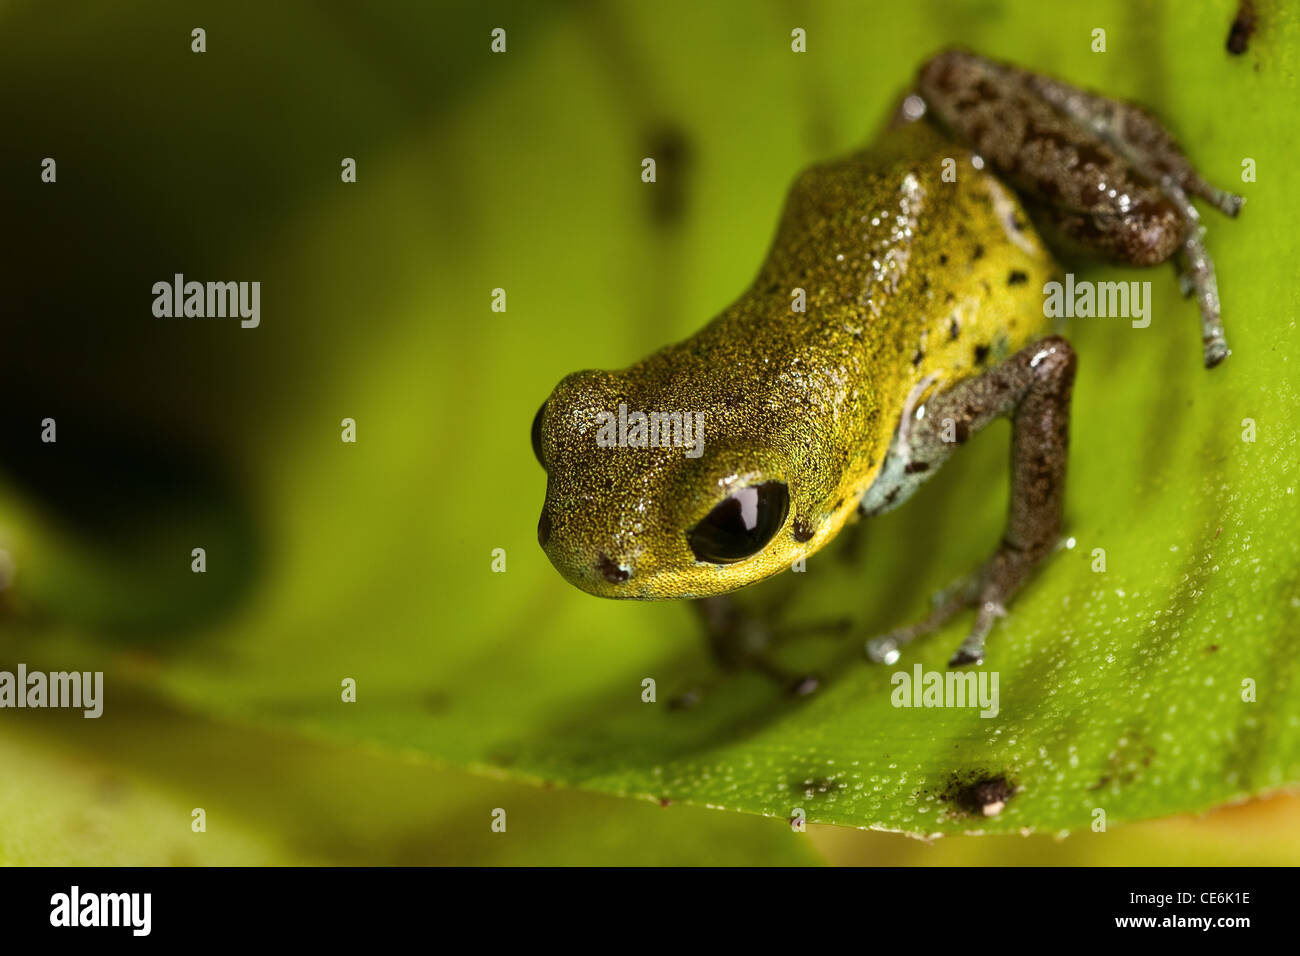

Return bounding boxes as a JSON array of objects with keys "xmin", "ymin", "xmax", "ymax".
[
  {"xmin": 865, "ymin": 634, "xmax": 904, "ymax": 665},
  {"xmin": 865, "ymin": 571, "xmax": 982, "ymax": 665},
  {"xmin": 668, "ymin": 685, "xmax": 704, "ymax": 710},
  {"xmin": 1172, "ymin": 252, "xmax": 1197, "ymax": 299},
  {"xmin": 946, "ymin": 598, "xmax": 1008, "ymax": 667},
  {"xmin": 787, "ymin": 673, "xmax": 822, "ymax": 697},
  {"xmin": 931, "ymin": 571, "xmax": 982, "ymax": 610}
]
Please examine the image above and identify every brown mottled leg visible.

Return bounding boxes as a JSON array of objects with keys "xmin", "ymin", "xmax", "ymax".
[
  {"xmin": 865, "ymin": 336, "xmax": 1077, "ymax": 667},
  {"xmin": 914, "ymin": 49, "xmax": 1242, "ymax": 368},
  {"xmin": 678, "ymin": 596, "xmax": 826, "ymax": 704}
]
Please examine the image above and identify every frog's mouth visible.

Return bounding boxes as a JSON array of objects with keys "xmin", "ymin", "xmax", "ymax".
[
  {"xmin": 543, "ymin": 541, "xmax": 663, "ymax": 601},
  {"xmin": 541, "ymin": 530, "xmax": 802, "ymax": 603},
  {"xmin": 538, "ymin": 476, "xmax": 805, "ymax": 600}
]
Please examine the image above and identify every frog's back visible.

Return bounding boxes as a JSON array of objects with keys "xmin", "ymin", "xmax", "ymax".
[
  {"xmin": 681, "ymin": 122, "xmax": 1059, "ymax": 492},
  {"xmin": 749, "ymin": 120, "xmax": 1057, "ymax": 388}
]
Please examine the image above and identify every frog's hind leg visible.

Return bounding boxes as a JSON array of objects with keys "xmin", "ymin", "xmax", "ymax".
[
  {"xmin": 915, "ymin": 49, "xmax": 1243, "ymax": 368},
  {"xmin": 1017, "ymin": 67, "xmax": 1244, "ymax": 219},
  {"xmin": 1022, "ymin": 72, "xmax": 1239, "ymax": 367},
  {"xmin": 864, "ymin": 336, "xmax": 1077, "ymax": 667}
]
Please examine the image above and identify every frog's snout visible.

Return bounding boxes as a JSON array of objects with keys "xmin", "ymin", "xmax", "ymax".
[{"xmin": 538, "ymin": 503, "xmax": 638, "ymax": 595}]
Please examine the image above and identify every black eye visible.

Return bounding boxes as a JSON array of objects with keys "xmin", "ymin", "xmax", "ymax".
[
  {"xmin": 687, "ymin": 481, "xmax": 790, "ymax": 564},
  {"xmin": 531, "ymin": 402, "xmax": 546, "ymax": 467}
]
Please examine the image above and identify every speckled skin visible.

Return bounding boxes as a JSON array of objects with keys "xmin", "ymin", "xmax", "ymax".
[
  {"xmin": 535, "ymin": 49, "xmax": 1240, "ymax": 635},
  {"xmin": 917, "ymin": 50, "xmax": 1243, "ymax": 367},
  {"xmin": 536, "ymin": 118, "xmax": 1056, "ymax": 600}
]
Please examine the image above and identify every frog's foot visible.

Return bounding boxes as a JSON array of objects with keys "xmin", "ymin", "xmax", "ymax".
[
  {"xmin": 865, "ymin": 572, "xmax": 980, "ymax": 665},
  {"xmin": 686, "ymin": 595, "xmax": 830, "ymax": 701},
  {"xmin": 1174, "ymin": 216, "xmax": 1229, "ymax": 368},
  {"xmin": 946, "ymin": 549, "xmax": 1032, "ymax": 666},
  {"xmin": 866, "ymin": 548, "xmax": 1044, "ymax": 668}
]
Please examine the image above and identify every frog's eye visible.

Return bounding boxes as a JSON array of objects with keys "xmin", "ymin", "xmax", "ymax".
[
  {"xmin": 530, "ymin": 402, "xmax": 547, "ymax": 467},
  {"xmin": 687, "ymin": 481, "xmax": 790, "ymax": 564}
]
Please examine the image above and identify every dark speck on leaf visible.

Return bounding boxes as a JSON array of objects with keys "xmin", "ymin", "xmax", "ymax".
[
  {"xmin": 797, "ymin": 776, "xmax": 846, "ymax": 799},
  {"xmin": 669, "ymin": 687, "xmax": 702, "ymax": 711},
  {"xmin": 424, "ymin": 690, "xmax": 452, "ymax": 714},
  {"xmin": 974, "ymin": 343, "xmax": 991, "ymax": 365},
  {"xmin": 943, "ymin": 773, "xmax": 1016, "ymax": 817},
  {"xmin": 1227, "ymin": 0, "xmax": 1257, "ymax": 55},
  {"xmin": 644, "ymin": 124, "xmax": 692, "ymax": 226},
  {"xmin": 1007, "ymin": 270, "xmax": 1028, "ymax": 285}
]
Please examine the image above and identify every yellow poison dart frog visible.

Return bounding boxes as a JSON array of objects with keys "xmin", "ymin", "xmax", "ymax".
[{"xmin": 531, "ymin": 50, "xmax": 1242, "ymax": 686}]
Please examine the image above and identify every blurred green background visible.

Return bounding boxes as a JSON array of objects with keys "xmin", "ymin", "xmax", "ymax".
[{"xmin": 1, "ymin": 0, "xmax": 1297, "ymax": 863}]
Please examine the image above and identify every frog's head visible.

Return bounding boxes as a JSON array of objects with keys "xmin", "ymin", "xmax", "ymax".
[{"xmin": 533, "ymin": 361, "xmax": 830, "ymax": 600}]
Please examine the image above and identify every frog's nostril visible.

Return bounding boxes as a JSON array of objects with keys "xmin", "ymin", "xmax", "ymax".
[
  {"xmin": 596, "ymin": 552, "xmax": 631, "ymax": 584},
  {"xmin": 537, "ymin": 511, "xmax": 552, "ymax": 548}
]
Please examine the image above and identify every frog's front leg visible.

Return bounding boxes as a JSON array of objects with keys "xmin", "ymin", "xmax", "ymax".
[
  {"xmin": 864, "ymin": 336, "xmax": 1076, "ymax": 667},
  {"xmin": 914, "ymin": 49, "xmax": 1242, "ymax": 368},
  {"xmin": 685, "ymin": 596, "xmax": 827, "ymax": 701}
]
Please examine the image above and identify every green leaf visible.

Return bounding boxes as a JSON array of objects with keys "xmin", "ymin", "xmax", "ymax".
[
  {"xmin": 0, "ymin": 689, "xmax": 819, "ymax": 865},
  {"xmin": 2, "ymin": 0, "xmax": 1298, "ymax": 842}
]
